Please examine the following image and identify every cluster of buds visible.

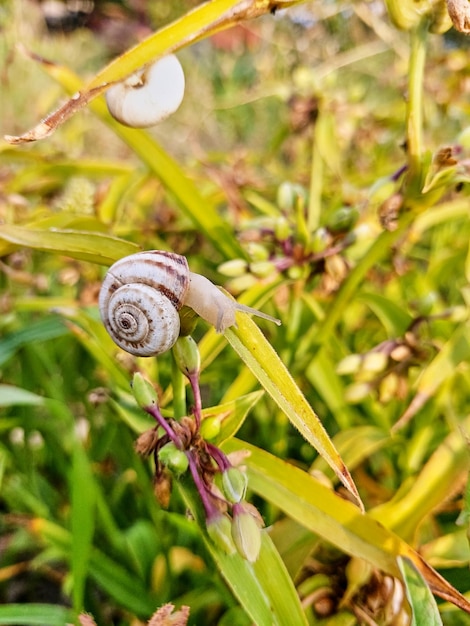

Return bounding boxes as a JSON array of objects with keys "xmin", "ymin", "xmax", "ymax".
[
  {"xmin": 218, "ymin": 181, "xmax": 366, "ymax": 296},
  {"xmin": 337, "ymin": 307, "xmax": 467, "ymax": 404},
  {"xmin": 384, "ymin": 0, "xmax": 451, "ymax": 33},
  {"xmin": 132, "ymin": 337, "xmax": 263, "ymax": 562}
]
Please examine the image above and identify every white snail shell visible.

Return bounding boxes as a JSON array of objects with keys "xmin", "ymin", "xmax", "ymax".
[
  {"xmin": 99, "ymin": 250, "xmax": 280, "ymax": 357},
  {"xmin": 105, "ymin": 55, "xmax": 185, "ymax": 128}
]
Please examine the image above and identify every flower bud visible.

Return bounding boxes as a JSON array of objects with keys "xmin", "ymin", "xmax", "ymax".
[
  {"xmin": 158, "ymin": 442, "xmax": 189, "ymax": 476},
  {"xmin": 310, "ymin": 227, "xmax": 330, "ymax": 254},
  {"xmin": 336, "ymin": 354, "xmax": 362, "ymax": 375},
  {"xmin": 361, "ymin": 352, "xmax": 388, "ymax": 374},
  {"xmin": 225, "ymin": 274, "xmax": 258, "ymax": 294},
  {"xmin": 274, "ymin": 216, "xmax": 291, "ymax": 241},
  {"xmin": 132, "ymin": 372, "xmax": 158, "ymax": 409},
  {"xmin": 222, "ymin": 467, "xmax": 248, "ymax": 504},
  {"xmin": 206, "ymin": 514, "xmax": 236, "ymax": 555},
  {"xmin": 250, "ymin": 260, "xmax": 275, "ymax": 279},
  {"xmin": 218, "ymin": 259, "xmax": 248, "ymax": 278},
  {"xmin": 326, "ymin": 206, "xmax": 359, "ymax": 233},
  {"xmin": 277, "ymin": 181, "xmax": 307, "ymax": 212},
  {"xmin": 343, "ymin": 557, "xmax": 373, "ymax": 604},
  {"xmin": 344, "ymin": 382, "xmax": 371, "ymax": 404},
  {"xmin": 231, "ymin": 504, "xmax": 262, "ymax": 562},
  {"xmin": 200, "ymin": 416, "xmax": 221, "ymax": 441},
  {"xmin": 172, "ymin": 336, "xmax": 200, "ymax": 377},
  {"xmin": 246, "ymin": 242, "xmax": 269, "ymax": 262}
]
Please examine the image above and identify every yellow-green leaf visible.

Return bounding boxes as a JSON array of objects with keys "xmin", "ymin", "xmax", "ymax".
[
  {"xmin": 0, "ymin": 223, "xmax": 139, "ymax": 265},
  {"xmin": 224, "ymin": 313, "xmax": 363, "ymax": 508}
]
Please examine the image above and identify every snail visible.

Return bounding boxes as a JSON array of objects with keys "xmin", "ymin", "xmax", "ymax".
[
  {"xmin": 99, "ymin": 250, "xmax": 281, "ymax": 357},
  {"xmin": 105, "ymin": 55, "xmax": 185, "ymax": 128}
]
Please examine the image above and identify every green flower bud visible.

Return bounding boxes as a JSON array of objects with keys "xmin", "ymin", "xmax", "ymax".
[
  {"xmin": 250, "ymin": 260, "xmax": 275, "ymax": 279},
  {"xmin": 344, "ymin": 382, "xmax": 371, "ymax": 404},
  {"xmin": 200, "ymin": 416, "xmax": 221, "ymax": 441},
  {"xmin": 343, "ymin": 557, "xmax": 373, "ymax": 604},
  {"xmin": 172, "ymin": 336, "xmax": 200, "ymax": 377},
  {"xmin": 158, "ymin": 442, "xmax": 189, "ymax": 476},
  {"xmin": 379, "ymin": 372, "xmax": 400, "ymax": 404},
  {"xmin": 274, "ymin": 216, "xmax": 291, "ymax": 241},
  {"xmin": 336, "ymin": 354, "xmax": 362, "ymax": 375},
  {"xmin": 206, "ymin": 514, "xmax": 236, "ymax": 555},
  {"xmin": 277, "ymin": 181, "xmax": 307, "ymax": 212},
  {"xmin": 218, "ymin": 259, "xmax": 248, "ymax": 278},
  {"xmin": 231, "ymin": 505, "xmax": 262, "ymax": 563},
  {"xmin": 326, "ymin": 206, "xmax": 359, "ymax": 233},
  {"xmin": 361, "ymin": 352, "xmax": 388, "ymax": 374},
  {"xmin": 225, "ymin": 274, "xmax": 258, "ymax": 294},
  {"xmin": 132, "ymin": 372, "xmax": 158, "ymax": 409},
  {"xmin": 246, "ymin": 242, "xmax": 269, "ymax": 262},
  {"xmin": 310, "ymin": 226, "xmax": 330, "ymax": 254},
  {"xmin": 222, "ymin": 467, "xmax": 248, "ymax": 503}
]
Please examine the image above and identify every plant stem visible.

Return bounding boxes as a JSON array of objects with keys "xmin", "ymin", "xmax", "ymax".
[
  {"xmin": 308, "ymin": 108, "xmax": 324, "ymax": 234},
  {"xmin": 406, "ymin": 20, "xmax": 428, "ymax": 181},
  {"xmin": 172, "ymin": 351, "xmax": 186, "ymax": 420}
]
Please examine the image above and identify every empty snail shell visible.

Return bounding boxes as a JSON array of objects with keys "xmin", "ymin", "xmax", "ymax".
[
  {"xmin": 99, "ymin": 250, "xmax": 280, "ymax": 357},
  {"xmin": 105, "ymin": 55, "xmax": 185, "ymax": 128}
]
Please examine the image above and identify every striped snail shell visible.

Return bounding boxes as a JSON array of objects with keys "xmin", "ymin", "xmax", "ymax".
[
  {"xmin": 99, "ymin": 250, "xmax": 281, "ymax": 357},
  {"xmin": 105, "ymin": 55, "xmax": 185, "ymax": 128}
]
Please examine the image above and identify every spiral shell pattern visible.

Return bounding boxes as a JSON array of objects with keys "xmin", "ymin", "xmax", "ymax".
[{"xmin": 99, "ymin": 251, "xmax": 189, "ymax": 356}]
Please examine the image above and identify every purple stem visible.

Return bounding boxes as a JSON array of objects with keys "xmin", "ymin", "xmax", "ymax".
[
  {"xmin": 188, "ymin": 372, "xmax": 202, "ymax": 430},
  {"xmin": 206, "ymin": 442, "xmax": 231, "ymax": 471},
  {"xmin": 145, "ymin": 403, "xmax": 183, "ymax": 448},
  {"xmin": 187, "ymin": 449, "xmax": 218, "ymax": 519}
]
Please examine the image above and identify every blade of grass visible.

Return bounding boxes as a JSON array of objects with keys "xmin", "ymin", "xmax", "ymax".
[
  {"xmin": 0, "ymin": 604, "xmax": 75, "ymax": 626},
  {"xmin": 70, "ymin": 442, "xmax": 96, "ymax": 614},
  {"xmin": 224, "ymin": 313, "xmax": 363, "ymax": 509}
]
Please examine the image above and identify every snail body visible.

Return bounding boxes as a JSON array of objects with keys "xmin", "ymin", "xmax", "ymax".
[
  {"xmin": 99, "ymin": 250, "xmax": 280, "ymax": 357},
  {"xmin": 105, "ymin": 55, "xmax": 185, "ymax": 128}
]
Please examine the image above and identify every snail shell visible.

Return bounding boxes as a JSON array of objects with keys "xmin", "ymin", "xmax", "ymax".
[
  {"xmin": 99, "ymin": 251, "xmax": 188, "ymax": 356},
  {"xmin": 105, "ymin": 55, "xmax": 185, "ymax": 128},
  {"xmin": 99, "ymin": 250, "xmax": 281, "ymax": 357}
]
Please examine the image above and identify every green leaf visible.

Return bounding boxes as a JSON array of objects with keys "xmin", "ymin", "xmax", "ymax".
[
  {"xmin": 222, "ymin": 438, "xmax": 470, "ymax": 612},
  {"xmin": 0, "ymin": 223, "xmax": 139, "ymax": 265},
  {"xmin": 358, "ymin": 292, "xmax": 413, "ymax": 336},
  {"xmin": 371, "ymin": 415, "xmax": 470, "ymax": 541},
  {"xmin": 0, "ymin": 604, "xmax": 75, "ymax": 626},
  {"xmin": 30, "ymin": 519, "xmax": 157, "ymax": 616},
  {"xmin": 205, "ymin": 390, "xmax": 265, "ymax": 444},
  {"xmin": 0, "ymin": 317, "xmax": 69, "ymax": 368},
  {"xmin": 0, "ymin": 385, "xmax": 46, "ymax": 407},
  {"xmin": 398, "ymin": 557, "xmax": 443, "ymax": 626},
  {"xmin": 70, "ymin": 443, "xmax": 96, "ymax": 612},
  {"xmin": 224, "ymin": 314, "xmax": 362, "ymax": 508}
]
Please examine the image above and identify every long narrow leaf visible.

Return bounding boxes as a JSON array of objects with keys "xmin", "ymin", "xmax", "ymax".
[
  {"xmin": 0, "ymin": 224, "xmax": 139, "ymax": 265},
  {"xmin": 0, "ymin": 604, "xmax": 75, "ymax": 626},
  {"xmin": 224, "ymin": 313, "xmax": 363, "ymax": 508}
]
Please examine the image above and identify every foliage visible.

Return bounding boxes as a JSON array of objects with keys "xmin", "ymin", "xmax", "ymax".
[{"xmin": 2, "ymin": 0, "xmax": 470, "ymax": 624}]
